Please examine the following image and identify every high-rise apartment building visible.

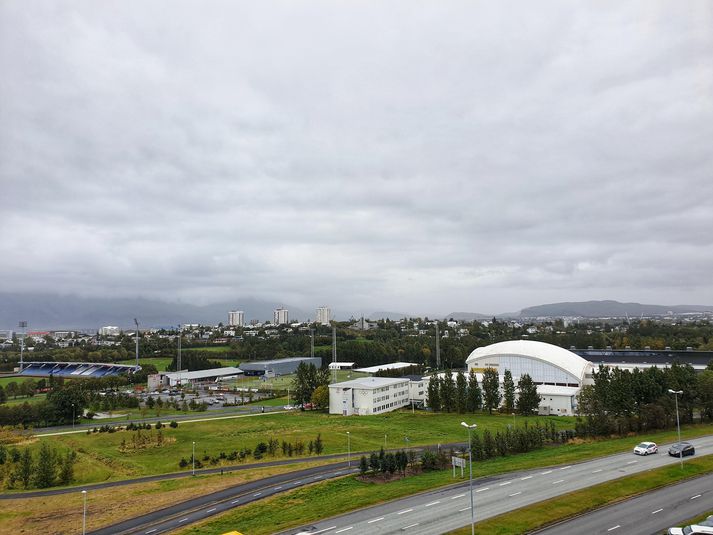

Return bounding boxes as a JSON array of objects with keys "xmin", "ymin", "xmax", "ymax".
[
  {"xmin": 273, "ymin": 307, "xmax": 289, "ymax": 325},
  {"xmin": 316, "ymin": 306, "xmax": 331, "ymax": 325},
  {"xmin": 228, "ymin": 310, "xmax": 244, "ymax": 327}
]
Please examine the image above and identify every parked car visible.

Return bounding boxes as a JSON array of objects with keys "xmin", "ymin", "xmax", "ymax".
[
  {"xmin": 668, "ymin": 442, "xmax": 695, "ymax": 457},
  {"xmin": 633, "ymin": 441, "xmax": 658, "ymax": 455},
  {"xmin": 667, "ymin": 524, "xmax": 713, "ymax": 535}
]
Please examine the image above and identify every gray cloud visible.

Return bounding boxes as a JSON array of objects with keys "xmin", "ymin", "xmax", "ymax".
[{"xmin": 1, "ymin": 0, "xmax": 712, "ymax": 315}]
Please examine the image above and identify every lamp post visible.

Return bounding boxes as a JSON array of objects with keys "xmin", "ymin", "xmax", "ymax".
[
  {"xmin": 384, "ymin": 433, "xmax": 387, "ymax": 450},
  {"xmin": 72, "ymin": 403, "xmax": 75, "ymax": 430},
  {"xmin": 192, "ymin": 441, "xmax": 196, "ymax": 476},
  {"xmin": 461, "ymin": 421, "xmax": 477, "ymax": 535},
  {"xmin": 668, "ymin": 389, "xmax": 683, "ymax": 469},
  {"xmin": 346, "ymin": 431, "xmax": 351, "ymax": 467},
  {"xmin": 19, "ymin": 321, "xmax": 27, "ymax": 372},
  {"xmin": 133, "ymin": 318, "xmax": 140, "ymax": 369},
  {"xmin": 81, "ymin": 490, "xmax": 87, "ymax": 535}
]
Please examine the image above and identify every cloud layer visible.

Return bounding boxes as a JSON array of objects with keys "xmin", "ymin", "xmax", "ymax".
[{"xmin": 1, "ymin": 1, "xmax": 712, "ymax": 314}]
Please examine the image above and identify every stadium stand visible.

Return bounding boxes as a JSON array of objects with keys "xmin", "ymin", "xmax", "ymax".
[{"xmin": 17, "ymin": 362, "xmax": 140, "ymax": 378}]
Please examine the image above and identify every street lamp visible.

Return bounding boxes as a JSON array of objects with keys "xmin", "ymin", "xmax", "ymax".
[
  {"xmin": 346, "ymin": 431, "xmax": 351, "ymax": 467},
  {"xmin": 72, "ymin": 403, "xmax": 75, "ymax": 430},
  {"xmin": 192, "ymin": 441, "xmax": 196, "ymax": 476},
  {"xmin": 81, "ymin": 490, "xmax": 87, "ymax": 535},
  {"xmin": 668, "ymin": 389, "xmax": 684, "ymax": 469},
  {"xmin": 133, "ymin": 318, "xmax": 140, "ymax": 369},
  {"xmin": 461, "ymin": 421, "xmax": 477, "ymax": 535}
]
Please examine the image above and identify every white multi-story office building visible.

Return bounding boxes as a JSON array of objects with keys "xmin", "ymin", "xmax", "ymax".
[
  {"xmin": 228, "ymin": 310, "xmax": 244, "ymax": 327},
  {"xmin": 329, "ymin": 377, "xmax": 410, "ymax": 416},
  {"xmin": 99, "ymin": 326, "xmax": 121, "ymax": 336},
  {"xmin": 273, "ymin": 307, "xmax": 289, "ymax": 325},
  {"xmin": 316, "ymin": 306, "xmax": 331, "ymax": 325}
]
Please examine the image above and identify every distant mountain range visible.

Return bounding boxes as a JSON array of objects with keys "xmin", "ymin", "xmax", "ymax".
[
  {"xmin": 518, "ymin": 300, "xmax": 713, "ymax": 318},
  {"xmin": 1, "ymin": 294, "xmax": 710, "ymax": 330}
]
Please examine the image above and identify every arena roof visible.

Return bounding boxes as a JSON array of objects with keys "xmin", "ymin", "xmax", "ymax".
[
  {"xmin": 466, "ymin": 340, "xmax": 591, "ymax": 383},
  {"xmin": 354, "ymin": 362, "xmax": 417, "ymax": 374},
  {"xmin": 163, "ymin": 367, "xmax": 243, "ymax": 381}
]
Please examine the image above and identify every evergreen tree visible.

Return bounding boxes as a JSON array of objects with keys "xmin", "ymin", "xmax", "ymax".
[
  {"xmin": 314, "ymin": 434, "xmax": 324, "ymax": 454},
  {"xmin": 16, "ymin": 447, "xmax": 33, "ymax": 488},
  {"xmin": 58, "ymin": 451, "xmax": 76, "ymax": 485},
  {"xmin": 482, "ymin": 368, "xmax": 501, "ymax": 414},
  {"xmin": 466, "ymin": 371, "xmax": 482, "ymax": 412},
  {"xmin": 359, "ymin": 455, "xmax": 368, "ymax": 475},
  {"xmin": 440, "ymin": 371, "xmax": 456, "ymax": 412},
  {"xmin": 34, "ymin": 442, "xmax": 56, "ymax": 488},
  {"xmin": 503, "ymin": 370, "xmax": 515, "ymax": 413},
  {"xmin": 516, "ymin": 374, "xmax": 541, "ymax": 415},
  {"xmin": 0, "ymin": 384, "xmax": 6, "ymax": 403},
  {"xmin": 455, "ymin": 371, "xmax": 468, "ymax": 413},
  {"xmin": 482, "ymin": 429, "xmax": 496, "ymax": 459},
  {"xmin": 427, "ymin": 376, "xmax": 441, "ymax": 412}
]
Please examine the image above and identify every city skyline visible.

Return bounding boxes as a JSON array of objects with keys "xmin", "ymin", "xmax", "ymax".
[{"xmin": 1, "ymin": 1, "xmax": 711, "ymax": 315}]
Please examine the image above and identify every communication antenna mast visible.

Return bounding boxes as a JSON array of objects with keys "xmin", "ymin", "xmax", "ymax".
[
  {"xmin": 18, "ymin": 321, "xmax": 27, "ymax": 371},
  {"xmin": 435, "ymin": 322, "xmax": 441, "ymax": 369}
]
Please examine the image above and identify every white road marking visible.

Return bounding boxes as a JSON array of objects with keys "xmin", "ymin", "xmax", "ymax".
[
  {"xmin": 451, "ymin": 494, "xmax": 466, "ymax": 499},
  {"xmin": 499, "ymin": 481, "xmax": 512, "ymax": 486},
  {"xmin": 275, "ymin": 486, "xmax": 282, "ymax": 490},
  {"xmin": 402, "ymin": 523, "xmax": 419, "ymax": 530},
  {"xmin": 520, "ymin": 475, "xmax": 532, "ymax": 480},
  {"xmin": 691, "ymin": 494, "xmax": 701, "ymax": 500},
  {"xmin": 552, "ymin": 480, "xmax": 564, "ymax": 484},
  {"xmin": 314, "ymin": 475, "xmax": 322, "ymax": 479},
  {"xmin": 335, "ymin": 528, "xmax": 353, "ymax": 534},
  {"xmin": 178, "ymin": 518, "xmax": 188, "ymax": 523},
  {"xmin": 313, "ymin": 527, "xmax": 337, "ymax": 534},
  {"xmin": 626, "ymin": 460, "xmax": 637, "ymax": 465},
  {"xmin": 254, "ymin": 492, "xmax": 262, "ymax": 496},
  {"xmin": 145, "ymin": 530, "xmax": 157, "ymax": 534},
  {"xmin": 652, "ymin": 509, "xmax": 663, "ymax": 514},
  {"xmin": 459, "ymin": 506, "xmax": 471, "ymax": 512},
  {"xmin": 560, "ymin": 466, "xmax": 572, "ymax": 470},
  {"xmin": 509, "ymin": 492, "xmax": 522, "ymax": 497},
  {"xmin": 541, "ymin": 470, "xmax": 552, "ymax": 475},
  {"xmin": 425, "ymin": 501, "xmax": 440, "ymax": 507},
  {"xmin": 592, "ymin": 469, "xmax": 603, "ymax": 473},
  {"xmin": 397, "ymin": 508, "xmax": 413, "ymax": 515},
  {"xmin": 368, "ymin": 517, "xmax": 384, "ymax": 524},
  {"xmin": 476, "ymin": 487, "xmax": 489, "ymax": 493},
  {"xmin": 231, "ymin": 499, "xmax": 240, "ymax": 504},
  {"xmin": 294, "ymin": 481, "xmax": 302, "ymax": 485},
  {"xmin": 206, "ymin": 508, "xmax": 216, "ymax": 513},
  {"xmin": 334, "ymin": 471, "xmax": 343, "ymax": 475},
  {"xmin": 607, "ymin": 525, "xmax": 620, "ymax": 531}
]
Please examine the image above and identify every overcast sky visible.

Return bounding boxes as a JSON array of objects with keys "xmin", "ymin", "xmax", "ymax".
[{"xmin": 1, "ymin": 1, "xmax": 712, "ymax": 315}]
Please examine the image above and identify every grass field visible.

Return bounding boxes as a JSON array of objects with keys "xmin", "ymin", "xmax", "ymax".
[
  {"xmin": 11, "ymin": 411, "xmax": 575, "ymax": 489},
  {"xmin": 0, "ymin": 376, "xmax": 28, "ymax": 387},
  {"xmin": 181, "ymin": 346, "xmax": 235, "ymax": 353},
  {"xmin": 176, "ymin": 425, "xmax": 713, "ymax": 535},
  {"xmin": 117, "ymin": 357, "xmax": 174, "ymax": 370}
]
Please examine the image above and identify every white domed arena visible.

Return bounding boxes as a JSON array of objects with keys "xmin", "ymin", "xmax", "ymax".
[{"xmin": 465, "ymin": 340, "xmax": 595, "ymax": 415}]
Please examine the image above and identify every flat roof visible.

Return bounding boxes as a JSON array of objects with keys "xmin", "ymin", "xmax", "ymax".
[
  {"xmin": 536, "ymin": 385, "xmax": 580, "ymax": 396},
  {"xmin": 328, "ymin": 362, "xmax": 355, "ymax": 368},
  {"xmin": 164, "ymin": 367, "xmax": 243, "ymax": 381},
  {"xmin": 329, "ymin": 377, "xmax": 409, "ymax": 389},
  {"xmin": 241, "ymin": 357, "xmax": 319, "ymax": 367},
  {"xmin": 354, "ymin": 362, "xmax": 417, "ymax": 374}
]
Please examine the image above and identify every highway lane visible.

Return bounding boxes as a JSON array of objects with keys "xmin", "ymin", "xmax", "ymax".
[
  {"xmin": 535, "ymin": 473, "xmax": 713, "ymax": 535},
  {"xmin": 284, "ymin": 435, "xmax": 713, "ymax": 535}
]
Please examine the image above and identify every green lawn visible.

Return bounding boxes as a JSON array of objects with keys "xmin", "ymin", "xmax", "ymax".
[
  {"xmin": 117, "ymin": 357, "xmax": 174, "ymax": 371},
  {"xmin": 17, "ymin": 411, "xmax": 574, "ymax": 488},
  {"xmin": 177, "ymin": 425, "xmax": 713, "ymax": 535},
  {"xmin": 0, "ymin": 376, "xmax": 27, "ymax": 387},
  {"xmin": 181, "ymin": 346, "xmax": 235, "ymax": 354}
]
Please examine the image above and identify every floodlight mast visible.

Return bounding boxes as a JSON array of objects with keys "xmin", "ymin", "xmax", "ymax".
[
  {"xmin": 18, "ymin": 321, "xmax": 27, "ymax": 372},
  {"xmin": 133, "ymin": 318, "xmax": 139, "ymax": 369}
]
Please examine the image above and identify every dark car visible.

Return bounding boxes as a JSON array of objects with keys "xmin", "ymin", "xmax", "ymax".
[{"xmin": 668, "ymin": 442, "xmax": 695, "ymax": 457}]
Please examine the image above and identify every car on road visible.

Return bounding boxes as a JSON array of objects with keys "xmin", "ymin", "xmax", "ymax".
[
  {"xmin": 667, "ymin": 524, "xmax": 713, "ymax": 535},
  {"xmin": 668, "ymin": 442, "xmax": 695, "ymax": 457},
  {"xmin": 633, "ymin": 441, "xmax": 658, "ymax": 455}
]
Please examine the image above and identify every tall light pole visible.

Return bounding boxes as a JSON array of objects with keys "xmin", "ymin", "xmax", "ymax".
[
  {"xmin": 192, "ymin": 441, "xmax": 196, "ymax": 476},
  {"xmin": 177, "ymin": 325, "xmax": 182, "ymax": 387},
  {"xmin": 461, "ymin": 421, "xmax": 477, "ymax": 535},
  {"xmin": 72, "ymin": 403, "xmax": 76, "ymax": 430},
  {"xmin": 668, "ymin": 389, "xmax": 683, "ymax": 469},
  {"xmin": 133, "ymin": 318, "xmax": 140, "ymax": 369},
  {"xmin": 346, "ymin": 431, "xmax": 351, "ymax": 467},
  {"xmin": 18, "ymin": 321, "xmax": 27, "ymax": 372},
  {"xmin": 81, "ymin": 489, "xmax": 87, "ymax": 535}
]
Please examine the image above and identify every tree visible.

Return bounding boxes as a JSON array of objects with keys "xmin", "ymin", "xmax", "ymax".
[
  {"xmin": 516, "ymin": 374, "xmax": 541, "ymax": 415},
  {"xmin": 34, "ymin": 442, "xmax": 56, "ymax": 488},
  {"xmin": 5, "ymin": 382, "xmax": 18, "ymax": 399},
  {"xmin": 455, "ymin": 371, "xmax": 467, "ymax": 413},
  {"xmin": 440, "ymin": 371, "xmax": 456, "ymax": 412},
  {"xmin": 503, "ymin": 370, "xmax": 515, "ymax": 413},
  {"xmin": 0, "ymin": 385, "xmax": 6, "ymax": 404},
  {"xmin": 427, "ymin": 376, "xmax": 441, "ymax": 412},
  {"xmin": 16, "ymin": 447, "xmax": 33, "ymax": 488},
  {"xmin": 311, "ymin": 385, "xmax": 329, "ymax": 410},
  {"xmin": 314, "ymin": 434, "xmax": 324, "ymax": 454},
  {"xmin": 359, "ymin": 455, "xmax": 368, "ymax": 475},
  {"xmin": 466, "ymin": 371, "xmax": 482, "ymax": 412},
  {"xmin": 482, "ymin": 368, "xmax": 501, "ymax": 414}
]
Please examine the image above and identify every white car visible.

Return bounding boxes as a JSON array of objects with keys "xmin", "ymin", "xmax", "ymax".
[{"xmin": 633, "ymin": 441, "xmax": 658, "ymax": 455}]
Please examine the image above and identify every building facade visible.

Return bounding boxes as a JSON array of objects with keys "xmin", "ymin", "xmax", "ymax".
[
  {"xmin": 273, "ymin": 307, "xmax": 289, "ymax": 325},
  {"xmin": 228, "ymin": 310, "xmax": 245, "ymax": 327},
  {"xmin": 329, "ymin": 377, "xmax": 410, "ymax": 416},
  {"xmin": 316, "ymin": 306, "xmax": 331, "ymax": 325}
]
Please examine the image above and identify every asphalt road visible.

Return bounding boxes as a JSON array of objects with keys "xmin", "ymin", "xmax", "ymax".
[
  {"xmin": 283, "ymin": 435, "xmax": 713, "ymax": 535},
  {"xmin": 535, "ymin": 473, "xmax": 713, "ymax": 535}
]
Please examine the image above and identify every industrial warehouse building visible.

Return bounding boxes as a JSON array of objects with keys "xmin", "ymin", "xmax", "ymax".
[
  {"xmin": 240, "ymin": 357, "xmax": 322, "ymax": 377},
  {"xmin": 465, "ymin": 340, "xmax": 595, "ymax": 415},
  {"xmin": 329, "ymin": 377, "xmax": 410, "ymax": 416},
  {"xmin": 148, "ymin": 367, "xmax": 244, "ymax": 389}
]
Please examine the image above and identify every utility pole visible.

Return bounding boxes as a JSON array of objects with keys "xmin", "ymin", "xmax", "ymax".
[
  {"xmin": 133, "ymin": 318, "xmax": 140, "ymax": 369},
  {"xmin": 177, "ymin": 324, "xmax": 182, "ymax": 386},
  {"xmin": 310, "ymin": 328, "xmax": 314, "ymax": 358}
]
